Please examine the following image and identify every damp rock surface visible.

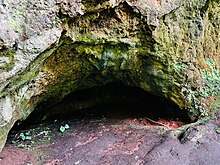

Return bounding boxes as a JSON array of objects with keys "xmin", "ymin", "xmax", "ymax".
[{"xmin": 0, "ymin": 0, "xmax": 220, "ymax": 152}]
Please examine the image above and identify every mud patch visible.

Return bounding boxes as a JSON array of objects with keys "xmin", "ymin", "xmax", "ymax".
[{"xmin": 0, "ymin": 147, "xmax": 34, "ymax": 165}]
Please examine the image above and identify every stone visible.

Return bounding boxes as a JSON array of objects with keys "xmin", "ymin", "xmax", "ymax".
[{"xmin": 0, "ymin": 0, "xmax": 219, "ymax": 152}]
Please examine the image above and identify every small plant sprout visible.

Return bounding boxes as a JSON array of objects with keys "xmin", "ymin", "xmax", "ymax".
[
  {"xmin": 59, "ymin": 124, "xmax": 70, "ymax": 133},
  {"xmin": 19, "ymin": 132, "xmax": 32, "ymax": 141}
]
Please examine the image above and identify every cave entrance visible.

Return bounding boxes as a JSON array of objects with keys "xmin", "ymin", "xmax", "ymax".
[
  {"xmin": 13, "ymin": 82, "xmax": 190, "ymax": 131},
  {"xmin": 6, "ymin": 82, "xmax": 191, "ymax": 153}
]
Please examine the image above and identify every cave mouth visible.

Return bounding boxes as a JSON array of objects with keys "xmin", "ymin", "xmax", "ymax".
[{"xmin": 12, "ymin": 82, "xmax": 191, "ymax": 132}]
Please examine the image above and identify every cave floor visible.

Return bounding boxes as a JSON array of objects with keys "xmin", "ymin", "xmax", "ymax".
[{"xmin": 1, "ymin": 105, "xmax": 220, "ymax": 165}]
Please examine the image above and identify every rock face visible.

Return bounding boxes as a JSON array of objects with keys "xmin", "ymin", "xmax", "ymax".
[{"xmin": 0, "ymin": 0, "xmax": 219, "ymax": 151}]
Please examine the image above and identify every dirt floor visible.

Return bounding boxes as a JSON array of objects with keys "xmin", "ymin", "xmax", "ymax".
[{"xmin": 1, "ymin": 103, "xmax": 220, "ymax": 165}]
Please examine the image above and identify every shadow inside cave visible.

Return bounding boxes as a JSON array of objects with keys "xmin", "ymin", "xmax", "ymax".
[{"xmin": 12, "ymin": 83, "xmax": 191, "ymax": 131}]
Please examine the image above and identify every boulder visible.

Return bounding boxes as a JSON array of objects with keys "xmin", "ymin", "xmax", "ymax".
[{"xmin": 0, "ymin": 0, "xmax": 219, "ymax": 151}]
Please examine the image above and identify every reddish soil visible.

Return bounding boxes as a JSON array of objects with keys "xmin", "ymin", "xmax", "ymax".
[
  {"xmin": 0, "ymin": 147, "xmax": 34, "ymax": 165},
  {"xmin": 1, "ymin": 105, "xmax": 220, "ymax": 165}
]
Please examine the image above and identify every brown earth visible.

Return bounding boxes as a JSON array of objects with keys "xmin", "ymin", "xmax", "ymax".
[{"xmin": 1, "ymin": 103, "xmax": 220, "ymax": 165}]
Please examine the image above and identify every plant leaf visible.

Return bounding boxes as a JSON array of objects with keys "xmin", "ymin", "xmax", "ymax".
[{"xmin": 60, "ymin": 126, "xmax": 65, "ymax": 133}]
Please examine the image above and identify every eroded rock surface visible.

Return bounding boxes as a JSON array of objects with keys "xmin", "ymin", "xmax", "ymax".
[{"xmin": 0, "ymin": 0, "xmax": 219, "ymax": 151}]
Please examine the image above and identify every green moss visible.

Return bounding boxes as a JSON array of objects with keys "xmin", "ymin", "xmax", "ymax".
[
  {"xmin": 200, "ymin": 58, "xmax": 220, "ymax": 98},
  {"xmin": 81, "ymin": 0, "xmax": 109, "ymax": 12},
  {"xmin": 0, "ymin": 49, "xmax": 16, "ymax": 72},
  {"xmin": 0, "ymin": 44, "xmax": 61, "ymax": 98},
  {"xmin": 185, "ymin": 58, "xmax": 220, "ymax": 118}
]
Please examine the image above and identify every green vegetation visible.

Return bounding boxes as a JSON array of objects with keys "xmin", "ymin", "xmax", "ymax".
[
  {"xmin": 10, "ymin": 127, "xmax": 51, "ymax": 150},
  {"xmin": 200, "ymin": 58, "xmax": 220, "ymax": 98},
  {"xmin": 59, "ymin": 124, "xmax": 70, "ymax": 133},
  {"xmin": 0, "ymin": 49, "xmax": 16, "ymax": 73},
  {"xmin": 19, "ymin": 132, "xmax": 32, "ymax": 141}
]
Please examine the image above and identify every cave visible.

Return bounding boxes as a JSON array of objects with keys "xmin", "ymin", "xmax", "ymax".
[
  {"xmin": 1, "ymin": 0, "xmax": 220, "ymax": 163},
  {"xmin": 11, "ymin": 82, "xmax": 190, "ymax": 131}
]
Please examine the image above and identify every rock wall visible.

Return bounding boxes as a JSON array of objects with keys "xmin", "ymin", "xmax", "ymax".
[{"xmin": 0, "ymin": 0, "xmax": 219, "ymax": 151}]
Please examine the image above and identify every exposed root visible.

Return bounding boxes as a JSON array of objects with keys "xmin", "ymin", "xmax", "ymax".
[{"xmin": 145, "ymin": 117, "xmax": 170, "ymax": 128}]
